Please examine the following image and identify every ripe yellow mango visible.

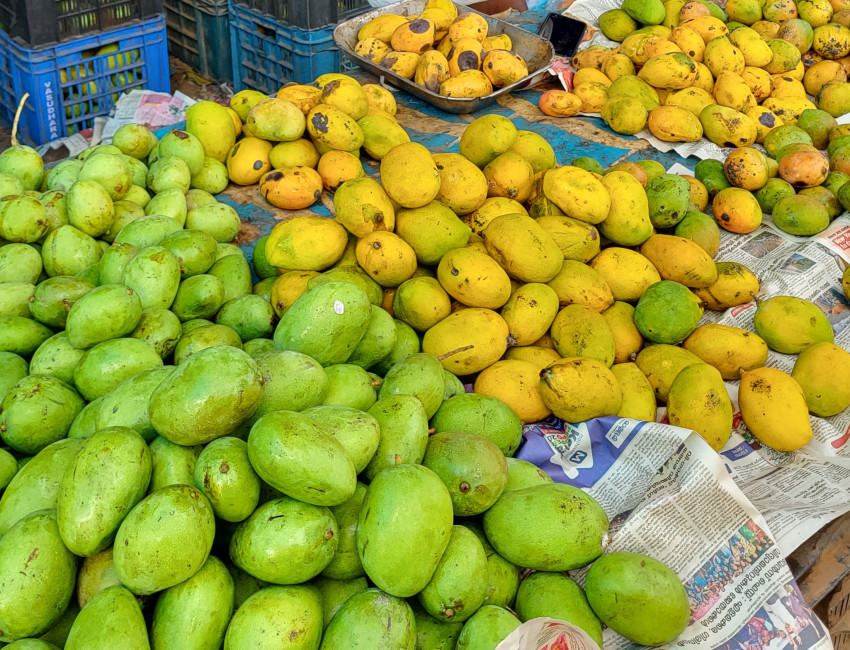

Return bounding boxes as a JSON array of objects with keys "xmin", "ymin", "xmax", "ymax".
[
  {"xmin": 433, "ymin": 153, "xmax": 488, "ymax": 216},
  {"xmin": 462, "ymin": 197, "xmax": 527, "ymax": 235},
  {"xmin": 474, "ymin": 359, "xmax": 551, "ymax": 423},
  {"xmin": 547, "ymin": 260, "xmax": 615, "ymax": 312},
  {"xmin": 739, "ymin": 367, "xmax": 813, "ymax": 451},
  {"xmin": 500, "ymin": 283, "xmax": 560, "ymax": 346},
  {"xmin": 683, "ymin": 324, "xmax": 768, "ymax": 380},
  {"xmin": 588, "ymin": 248, "xmax": 661, "ymax": 302},
  {"xmin": 422, "ymin": 308, "xmax": 509, "ymax": 374},
  {"xmin": 792, "ymin": 342, "xmax": 850, "ymax": 417},
  {"xmin": 539, "ymin": 358, "xmax": 622, "ymax": 422},
  {"xmin": 535, "ymin": 215, "xmax": 600, "ymax": 262},
  {"xmin": 380, "ymin": 142, "xmax": 441, "ymax": 209},
  {"xmin": 635, "ymin": 344, "xmax": 704, "ymax": 401},
  {"xmin": 543, "ymin": 166, "xmax": 611, "ymax": 225},
  {"xmin": 482, "ymin": 214, "xmax": 563, "ymax": 283},
  {"xmin": 265, "ymin": 216, "xmax": 347, "ymax": 271},
  {"xmin": 647, "ymin": 106, "xmax": 704, "ymax": 141},
  {"xmin": 355, "ymin": 231, "xmax": 417, "ymax": 288},
  {"xmin": 598, "ymin": 171, "xmax": 653, "ymax": 246},
  {"xmin": 550, "ymin": 304, "xmax": 616, "ymax": 366},
  {"xmin": 437, "ymin": 246, "xmax": 511, "ymax": 309},
  {"xmin": 638, "ymin": 52, "xmax": 698, "ymax": 89},
  {"xmin": 667, "ymin": 364, "xmax": 733, "ymax": 450},
  {"xmin": 639, "ymin": 234, "xmax": 718, "ymax": 288},
  {"xmin": 611, "ymin": 362, "xmax": 657, "ymax": 421},
  {"xmin": 504, "ymin": 346, "xmax": 562, "ymax": 371},
  {"xmin": 602, "ymin": 302, "xmax": 644, "ymax": 364},
  {"xmin": 270, "ymin": 270, "xmax": 320, "ymax": 316},
  {"xmin": 693, "ymin": 261, "xmax": 759, "ymax": 310}
]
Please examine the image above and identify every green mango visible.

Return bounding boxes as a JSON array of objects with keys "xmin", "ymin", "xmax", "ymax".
[
  {"xmin": 634, "ymin": 280, "xmax": 702, "ymax": 345},
  {"xmin": 364, "ymin": 394, "xmax": 429, "ymax": 481},
  {"xmin": 171, "ymin": 274, "xmax": 226, "ymax": 321},
  {"xmin": 73, "ymin": 337, "xmax": 163, "ymax": 401},
  {"xmin": 149, "ymin": 436, "xmax": 202, "ymax": 493},
  {"xmin": 67, "ymin": 398, "xmax": 103, "ymax": 439},
  {"xmin": 113, "ymin": 215, "xmax": 182, "ymax": 248},
  {"xmin": 621, "ymin": 0, "xmax": 665, "ymax": 24},
  {"xmin": 410, "ymin": 598, "xmax": 464, "ymax": 650},
  {"xmin": 302, "ymin": 406, "xmax": 381, "ymax": 474},
  {"xmin": 455, "ymin": 605, "xmax": 521, "ymax": 650},
  {"xmin": 77, "ymin": 548, "xmax": 121, "ymax": 608},
  {"xmin": 370, "ymin": 319, "xmax": 420, "ymax": 376},
  {"xmin": 0, "ymin": 243, "xmax": 42, "ymax": 283},
  {"xmin": 57, "ymin": 427, "xmax": 152, "ymax": 556},
  {"xmin": 504, "ymin": 457, "xmax": 553, "ymax": 491},
  {"xmin": 95, "ymin": 366, "xmax": 171, "ymax": 441},
  {"xmin": 29, "ymin": 276, "xmax": 94, "ymax": 328},
  {"xmin": 145, "ymin": 188, "xmax": 187, "ymax": 226},
  {"xmin": 37, "ymin": 599, "xmax": 78, "ymax": 649},
  {"xmin": 0, "ymin": 196, "xmax": 47, "ymax": 243},
  {"xmin": 321, "ymin": 364, "xmax": 379, "ymax": 411},
  {"xmin": 227, "ymin": 561, "xmax": 266, "ymax": 611},
  {"xmin": 39, "ymin": 190, "xmax": 70, "ymax": 238},
  {"xmin": 121, "ymin": 153, "xmax": 149, "ymax": 186},
  {"xmin": 97, "ymin": 242, "xmax": 138, "ymax": 285},
  {"xmin": 252, "ymin": 235, "xmax": 277, "ymax": 279},
  {"xmin": 130, "ymin": 307, "xmax": 182, "ymax": 358},
  {"xmin": 45, "ymin": 159, "xmax": 82, "ymax": 192},
  {"xmin": 418, "ymin": 525, "xmax": 488, "ymax": 623},
  {"xmin": 322, "ymin": 482, "xmax": 368, "ymax": 580},
  {"xmin": 65, "ymin": 180, "xmax": 115, "ymax": 237},
  {"xmin": 230, "ymin": 497, "xmax": 337, "ymax": 584},
  {"xmin": 0, "ymin": 316, "xmax": 53, "ymax": 355},
  {"xmin": 0, "ymin": 375, "xmax": 84, "ymax": 455},
  {"xmin": 216, "ymin": 295, "xmax": 276, "ymax": 341},
  {"xmin": 515, "ymin": 572, "xmax": 603, "ymax": 647},
  {"xmin": 208, "ymin": 254, "xmax": 252, "ymax": 303},
  {"xmin": 464, "ymin": 524, "xmax": 520, "ymax": 609},
  {"xmin": 274, "ymin": 281, "xmax": 371, "ymax": 367},
  {"xmin": 29, "ymin": 331, "xmax": 86, "ymax": 386},
  {"xmin": 0, "ymin": 448, "xmax": 16, "ymax": 491},
  {"xmin": 0, "ymin": 351, "xmax": 28, "ymax": 402},
  {"xmin": 442, "ymin": 369, "xmax": 464, "ymax": 400},
  {"xmin": 423, "ymin": 432, "xmax": 507, "ymax": 516},
  {"xmin": 772, "ymin": 194, "xmax": 830, "ymax": 237},
  {"xmin": 0, "ymin": 282, "xmax": 35, "ymax": 317},
  {"xmin": 121, "ymin": 245, "xmax": 181, "ymax": 310},
  {"xmin": 252, "ymin": 350, "xmax": 328, "ymax": 419},
  {"xmin": 66, "ymin": 284, "xmax": 142, "ymax": 349},
  {"xmin": 346, "ymin": 306, "xmax": 397, "ymax": 369},
  {"xmin": 247, "ymin": 410, "xmax": 356, "ymax": 507},
  {"xmin": 308, "ymin": 266, "xmax": 383, "ymax": 306},
  {"xmin": 75, "ymin": 261, "xmax": 101, "ymax": 285},
  {"xmin": 0, "ymin": 439, "xmax": 83, "ymax": 535},
  {"xmin": 41, "ymin": 225, "xmax": 102, "ymax": 277},
  {"xmin": 379, "ymin": 353, "xmax": 444, "ymax": 418},
  {"xmin": 319, "ymin": 589, "xmax": 416, "ymax": 650},
  {"xmin": 185, "ymin": 203, "xmax": 240, "ymax": 243},
  {"xmin": 674, "ymin": 211, "xmax": 720, "ymax": 258},
  {"xmin": 173, "ymin": 324, "xmax": 242, "ymax": 365},
  {"xmin": 223, "ymin": 586, "xmax": 322, "ymax": 650},
  {"xmin": 431, "ymin": 394, "xmax": 523, "ymax": 457},
  {"xmin": 151, "ymin": 555, "xmax": 234, "ymax": 650},
  {"xmin": 645, "ymin": 174, "xmax": 690, "ymax": 228},
  {"xmin": 5, "ymin": 638, "xmax": 60, "ymax": 649},
  {"xmin": 114, "ymin": 484, "xmax": 215, "ymax": 595},
  {"xmin": 253, "ymin": 277, "xmax": 276, "ymax": 303},
  {"xmin": 149, "ymin": 346, "xmax": 263, "ymax": 446},
  {"xmin": 313, "ymin": 576, "xmax": 369, "ymax": 629},
  {"xmin": 243, "ymin": 338, "xmax": 275, "ymax": 358},
  {"xmin": 193, "ymin": 437, "xmax": 260, "ymax": 522},
  {"xmin": 356, "ymin": 464, "xmax": 454, "ymax": 597},
  {"xmin": 754, "ymin": 295, "xmax": 834, "ymax": 354},
  {"xmin": 161, "ymin": 229, "xmax": 218, "ymax": 277},
  {"xmin": 483, "ymin": 483, "xmax": 609, "ymax": 572},
  {"xmin": 105, "ymin": 198, "xmax": 146, "ymax": 242},
  {"xmin": 65, "ymin": 586, "xmax": 148, "ymax": 650},
  {"xmin": 0, "ymin": 511, "xmax": 77, "ymax": 641}
]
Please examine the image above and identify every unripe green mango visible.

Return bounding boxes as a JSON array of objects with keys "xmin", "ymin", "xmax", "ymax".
[
  {"xmin": 151, "ymin": 555, "xmax": 234, "ymax": 650},
  {"xmin": 319, "ymin": 482, "xmax": 367, "ymax": 581},
  {"xmin": 243, "ymin": 337, "xmax": 274, "ymax": 357},
  {"xmin": 130, "ymin": 307, "xmax": 182, "ymax": 358},
  {"xmin": 0, "ymin": 511, "xmax": 77, "ymax": 641},
  {"xmin": 208, "ymin": 254, "xmax": 252, "ymax": 303},
  {"xmin": 193, "ymin": 437, "xmax": 260, "ymax": 522},
  {"xmin": 97, "ymin": 242, "xmax": 138, "ymax": 285},
  {"xmin": 57, "ymin": 427, "xmax": 152, "ymax": 556},
  {"xmin": 65, "ymin": 586, "xmax": 148, "ymax": 650},
  {"xmin": 0, "ymin": 243, "xmax": 42, "ymax": 283},
  {"xmin": 0, "ymin": 282, "xmax": 34, "ymax": 317},
  {"xmin": 273, "ymin": 281, "xmax": 372, "ymax": 366},
  {"xmin": 223, "ymin": 586, "xmax": 322, "ymax": 650},
  {"xmin": 230, "ymin": 496, "xmax": 338, "ymax": 584},
  {"xmin": 0, "ymin": 438, "xmax": 83, "ymax": 535},
  {"xmin": 216, "ymin": 294, "xmax": 276, "ymax": 342},
  {"xmin": 302, "ymin": 406, "xmax": 381, "ymax": 474},
  {"xmin": 251, "ymin": 350, "xmax": 328, "ymax": 419},
  {"xmin": 321, "ymin": 364, "xmax": 379, "ymax": 411},
  {"xmin": 504, "ymin": 457, "xmax": 553, "ymax": 491},
  {"xmin": 0, "ymin": 195, "xmax": 49, "ymax": 243},
  {"xmin": 185, "ymin": 203, "xmax": 240, "ymax": 243},
  {"xmin": 42, "ymin": 225, "xmax": 102, "ymax": 278},
  {"xmin": 308, "ymin": 265, "xmax": 384, "ymax": 306},
  {"xmin": 431, "ymin": 393, "xmax": 523, "ymax": 457},
  {"xmin": 483, "ymin": 483, "xmax": 609, "ymax": 571},
  {"xmin": 73, "ymin": 337, "xmax": 163, "ymax": 401},
  {"xmin": 313, "ymin": 576, "xmax": 369, "ymax": 629},
  {"xmin": 0, "ymin": 448, "xmax": 16, "ymax": 491},
  {"xmin": 356, "ymin": 464, "xmax": 454, "ymax": 598},
  {"xmin": 410, "ymin": 598, "xmax": 464, "ymax": 650},
  {"xmin": 319, "ymin": 589, "xmax": 416, "ymax": 650},
  {"xmin": 121, "ymin": 245, "xmax": 181, "ymax": 310},
  {"xmin": 379, "ymin": 353, "xmax": 445, "ymax": 417},
  {"xmin": 346, "ymin": 305, "xmax": 397, "ymax": 369},
  {"xmin": 454, "ymin": 605, "xmax": 521, "ymax": 650},
  {"xmin": 0, "ymin": 316, "xmax": 53, "ymax": 355},
  {"xmin": 371, "ymin": 319, "xmax": 420, "ymax": 376},
  {"xmin": 149, "ymin": 436, "xmax": 202, "ymax": 493},
  {"xmin": 645, "ymin": 173, "xmax": 691, "ymax": 228},
  {"xmin": 113, "ymin": 214, "xmax": 182, "ymax": 248},
  {"xmin": 173, "ymin": 324, "xmax": 242, "ymax": 365},
  {"xmin": 67, "ymin": 397, "xmax": 103, "ymax": 439},
  {"xmin": 114, "ymin": 484, "xmax": 215, "ymax": 595},
  {"xmin": 76, "ymin": 547, "xmax": 121, "ymax": 608},
  {"xmin": 0, "ymin": 351, "xmax": 29, "ymax": 402},
  {"xmin": 364, "ymin": 394, "xmax": 429, "ymax": 481},
  {"xmin": 464, "ymin": 523, "xmax": 520, "ymax": 609},
  {"xmin": 171, "ymin": 274, "xmax": 226, "ymax": 321},
  {"xmin": 247, "ymin": 410, "xmax": 356, "ymax": 507},
  {"xmin": 66, "ymin": 180, "xmax": 115, "ymax": 237},
  {"xmin": 161, "ymin": 229, "xmax": 218, "ymax": 277},
  {"xmin": 95, "ymin": 366, "xmax": 171, "ymax": 441},
  {"xmin": 29, "ymin": 276, "xmax": 94, "ymax": 328},
  {"xmin": 149, "ymin": 346, "xmax": 263, "ymax": 446},
  {"xmin": 515, "ymin": 572, "xmax": 603, "ymax": 647},
  {"xmin": 1, "ymin": 374, "xmax": 84, "ymax": 455},
  {"xmin": 66, "ymin": 284, "xmax": 142, "ymax": 349}
]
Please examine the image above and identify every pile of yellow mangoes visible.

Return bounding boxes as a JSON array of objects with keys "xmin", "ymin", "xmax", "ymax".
[
  {"xmin": 540, "ymin": 0, "xmax": 850, "ymax": 149},
  {"xmin": 245, "ymin": 108, "xmax": 850, "ymax": 457},
  {"xmin": 352, "ymin": 0, "xmax": 529, "ymax": 97}
]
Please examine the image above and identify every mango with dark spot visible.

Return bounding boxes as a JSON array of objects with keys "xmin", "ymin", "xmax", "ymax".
[
  {"xmin": 482, "ymin": 49, "xmax": 528, "ymax": 88},
  {"xmin": 354, "ymin": 36, "xmax": 392, "ymax": 65},
  {"xmin": 380, "ymin": 51, "xmax": 421, "ymax": 79},
  {"xmin": 439, "ymin": 69, "xmax": 493, "ymax": 97},
  {"xmin": 306, "ymin": 104, "xmax": 364, "ymax": 152},
  {"xmin": 275, "ymin": 84, "xmax": 322, "ymax": 114},
  {"xmin": 226, "ymin": 137, "xmax": 272, "ymax": 186},
  {"xmin": 390, "ymin": 18, "xmax": 435, "ymax": 54},
  {"xmin": 260, "ymin": 166, "xmax": 323, "ymax": 211},
  {"xmin": 699, "ymin": 103, "xmax": 757, "ymax": 148},
  {"xmin": 447, "ymin": 12, "xmax": 488, "ymax": 44},
  {"xmin": 447, "ymin": 37, "xmax": 483, "ymax": 76},
  {"xmin": 321, "ymin": 79, "xmax": 369, "ymax": 121}
]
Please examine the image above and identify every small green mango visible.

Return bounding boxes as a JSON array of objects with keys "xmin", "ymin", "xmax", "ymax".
[
  {"xmin": 121, "ymin": 245, "xmax": 181, "ymax": 310},
  {"xmin": 634, "ymin": 280, "xmax": 702, "ymax": 344},
  {"xmin": 319, "ymin": 589, "xmax": 416, "ymax": 650},
  {"xmin": 371, "ymin": 319, "xmax": 420, "ymax": 376},
  {"xmin": 76, "ymin": 548, "xmax": 121, "ymax": 608},
  {"xmin": 321, "ymin": 364, "xmax": 379, "ymax": 411},
  {"xmin": 410, "ymin": 599, "xmax": 464, "ymax": 650},
  {"xmin": 113, "ymin": 215, "xmax": 183, "ymax": 248},
  {"xmin": 208, "ymin": 254, "xmax": 252, "ymax": 303},
  {"xmin": 216, "ymin": 294, "xmax": 276, "ymax": 341},
  {"xmin": 73, "ymin": 337, "xmax": 163, "ymax": 401},
  {"xmin": 431, "ymin": 393, "xmax": 523, "ymax": 457},
  {"xmin": 364, "ymin": 394, "xmax": 429, "ymax": 481},
  {"xmin": 0, "ymin": 282, "xmax": 35, "ymax": 318},
  {"xmin": 130, "ymin": 307, "xmax": 183, "ymax": 358},
  {"xmin": 346, "ymin": 306, "xmax": 397, "ymax": 369},
  {"xmin": 173, "ymin": 324, "xmax": 242, "ymax": 365},
  {"xmin": 171, "ymin": 274, "xmax": 226, "ymax": 321},
  {"xmin": 66, "ymin": 284, "xmax": 142, "ymax": 349},
  {"xmin": 322, "ymin": 483, "xmax": 368, "ymax": 580},
  {"xmin": 378, "ymin": 353, "xmax": 445, "ymax": 418},
  {"xmin": 504, "ymin": 457, "xmax": 553, "ymax": 491},
  {"xmin": 149, "ymin": 436, "xmax": 202, "ymax": 493},
  {"xmin": 302, "ymin": 406, "xmax": 381, "ymax": 474},
  {"xmin": 0, "ymin": 243, "xmax": 43, "ymax": 283},
  {"xmin": 95, "ymin": 366, "xmax": 171, "ymax": 441},
  {"xmin": 223, "ymin": 586, "xmax": 322, "ymax": 650},
  {"xmin": 0, "ymin": 351, "xmax": 29, "ymax": 402},
  {"xmin": 41, "ymin": 225, "xmax": 102, "ymax": 278},
  {"xmin": 98, "ymin": 242, "xmax": 138, "ymax": 285},
  {"xmin": 0, "ymin": 316, "xmax": 54, "ymax": 355},
  {"xmin": 65, "ymin": 586, "xmax": 148, "ymax": 650},
  {"xmin": 312, "ymin": 576, "xmax": 369, "ymax": 629},
  {"xmin": 193, "ymin": 437, "xmax": 261, "ymax": 522},
  {"xmin": 252, "ymin": 350, "xmax": 328, "ymax": 420},
  {"xmin": 161, "ymin": 229, "xmax": 218, "ymax": 277},
  {"xmin": 28, "ymin": 276, "xmax": 94, "ymax": 328},
  {"xmin": 464, "ymin": 523, "xmax": 520, "ymax": 609},
  {"xmin": 515, "ymin": 572, "xmax": 603, "ymax": 647},
  {"xmin": 455, "ymin": 605, "xmax": 521, "ymax": 650}
]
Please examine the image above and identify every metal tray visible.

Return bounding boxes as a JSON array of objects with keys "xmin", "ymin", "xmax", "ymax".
[{"xmin": 333, "ymin": 0, "xmax": 555, "ymax": 114}]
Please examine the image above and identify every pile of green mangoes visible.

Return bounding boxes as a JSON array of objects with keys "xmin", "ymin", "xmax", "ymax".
[{"xmin": 0, "ymin": 117, "xmax": 692, "ymax": 648}]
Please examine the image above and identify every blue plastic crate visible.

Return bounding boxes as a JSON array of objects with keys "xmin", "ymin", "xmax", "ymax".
[
  {"xmin": 229, "ymin": 0, "xmax": 345, "ymax": 93},
  {"xmin": 164, "ymin": 0, "xmax": 231, "ymax": 82},
  {"xmin": 0, "ymin": 14, "xmax": 170, "ymax": 145}
]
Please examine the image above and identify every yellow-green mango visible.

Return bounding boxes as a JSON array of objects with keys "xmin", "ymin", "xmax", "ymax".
[
  {"xmin": 357, "ymin": 113, "xmax": 410, "ymax": 160},
  {"xmin": 65, "ymin": 586, "xmax": 147, "ymax": 650},
  {"xmin": 380, "ymin": 142, "xmax": 441, "ymax": 209},
  {"xmin": 638, "ymin": 52, "xmax": 698, "ymax": 89},
  {"xmin": 683, "ymin": 324, "xmax": 768, "ymax": 379},
  {"xmin": 693, "ymin": 261, "xmax": 759, "ymax": 310},
  {"xmin": 365, "ymin": 394, "xmax": 430, "ymax": 480},
  {"xmin": 396, "ymin": 201, "xmax": 471, "ymax": 265},
  {"xmin": 550, "ymin": 304, "xmax": 616, "ymax": 366},
  {"xmin": 500, "ymin": 283, "xmax": 560, "ymax": 346},
  {"xmin": 459, "ymin": 114, "xmax": 518, "ymax": 168},
  {"xmin": 423, "ymin": 308, "xmax": 510, "ymax": 375},
  {"xmin": 437, "ymin": 246, "xmax": 512, "ymax": 309},
  {"xmin": 635, "ymin": 344, "xmax": 704, "ymax": 402},
  {"xmin": 667, "ymin": 364, "xmax": 733, "ymax": 450},
  {"xmin": 602, "ymin": 302, "xmax": 644, "ymax": 364},
  {"xmin": 482, "ymin": 214, "xmax": 562, "ymax": 283},
  {"xmin": 185, "ymin": 101, "xmax": 237, "ymax": 163},
  {"xmin": 265, "ymin": 215, "xmax": 348, "ymax": 270},
  {"xmin": 599, "ymin": 171, "xmax": 653, "ymax": 246},
  {"xmin": 539, "ymin": 357, "xmax": 621, "ymax": 421},
  {"xmin": 319, "ymin": 589, "xmax": 416, "ymax": 649},
  {"xmin": 792, "ymin": 341, "xmax": 850, "ymax": 416},
  {"xmin": 542, "ymin": 166, "xmax": 611, "ymax": 225},
  {"xmin": 306, "ymin": 104, "xmax": 364, "ymax": 152},
  {"xmin": 546, "ymin": 260, "xmax": 614, "ymax": 312},
  {"xmin": 639, "ymin": 234, "xmax": 718, "ymax": 287},
  {"xmin": 753, "ymin": 295, "xmax": 833, "ymax": 354},
  {"xmin": 589, "ymin": 248, "xmax": 661, "ymax": 302},
  {"xmin": 535, "ymin": 215, "xmax": 600, "ymax": 262},
  {"xmin": 222, "ymin": 586, "xmax": 322, "ymax": 649}
]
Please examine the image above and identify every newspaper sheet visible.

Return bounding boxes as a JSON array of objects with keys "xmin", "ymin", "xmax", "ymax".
[{"xmin": 511, "ymin": 168, "xmax": 850, "ymax": 648}]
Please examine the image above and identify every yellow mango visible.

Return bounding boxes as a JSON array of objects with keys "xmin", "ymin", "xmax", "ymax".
[
  {"xmin": 482, "ymin": 50, "xmax": 529, "ymax": 88},
  {"xmin": 638, "ymin": 52, "xmax": 699, "ymax": 89},
  {"xmin": 543, "ymin": 166, "xmax": 611, "ymax": 225},
  {"xmin": 483, "ymin": 152, "xmax": 535, "ymax": 203},
  {"xmin": 358, "ymin": 14, "xmax": 410, "ymax": 43},
  {"xmin": 729, "ymin": 27, "xmax": 773, "ymax": 67},
  {"xmin": 439, "ymin": 70, "xmax": 493, "ymax": 97},
  {"xmin": 588, "ymin": 248, "xmax": 661, "ymax": 302},
  {"xmin": 573, "ymin": 81, "xmax": 609, "ymax": 113},
  {"xmin": 269, "ymin": 139, "xmax": 320, "ymax": 170},
  {"xmin": 361, "ymin": 84, "xmax": 397, "ymax": 116},
  {"xmin": 260, "ymin": 167, "xmax": 323, "ymax": 210},
  {"xmin": 380, "ymin": 142, "xmax": 440, "ymax": 209},
  {"xmin": 753, "ymin": 295, "xmax": 834, "ymax": 354},
  {"xmin": 762, "ymin": 96, "xmax": 817, "ymax": 125},
  {"xmin": 635, "ymin": 344, "xmax": 704, "ymax": 402},
  {"xmin": 433, "ymin": 153, "xmax": 488, "ymax": 215},
  {"xmin": 603, "ymin": 54, "xmax": 636, "ymax": 81},
  {"xmin": 504, "ymin": 346, "xmax": 562, "ymax": 371},
  {"xmin": 425, "ymin": 0, "xmax": 458, "ymax": 20},
  {"xmin": 546, "ymin": 260, "xmax": 615, "ymax": 312},
  {"xmin": 269, "ymin": 270, "xmax": 321, "ymax": 316},
  {"xmin": 739, "ymin": 368, "xmax": 813, "ymax": 452},
  {"xmin": 602, "ymin": 302, "xmax": 644, "ymax": 364},
  {"xmin": 704, "ymin": 36, "xmax": 746, "ymax": 77},
  {"xmin": 355, "ymin": 37, "xmax": 392, "ymax": 64},
  {"xmin": 741, "ymin": 67, "xmax": 774, "ymax": 102},
  {"xmin": 419, "ymin": 7, "xmax": 453, "ymax": 37},
  {"xmin": 639, "ymin": 234, "xmax": 718, "ymax": 287},
  {"xmin": 500, "ymin": 283, "xmax": 560, "ymax": 346},
  {"xmin": 265, "ymin": 216, "xmax": 347, "ymax": 270},
  {"xmin": 746, "ymin": 106, "xmax": 781, "ymax": 143},
  {"xmin": 669, "ymin": 25, "xmax": 705, "ymax": 61},
  {"xmin": 275, "ymin": 85, "xmax": 322, "ymax": 114},
  {"xmin": 462, "ymin": 197, "xmax": 527, "ymax": 235},
  {"xmin": 770, "ymin": 74, "xmax": 806, "ymax": 99},
  {"xmin": 333, "ymin": 176, "xmax": 395, "ymax": 237},
  {"xmin": 535, "ymin": 215, "xmax": 600, "ymax": 263},
  {"xmin": 667, "ymin": 364, "xmax": 733, "ymax": 450},
  {"xmin": 804, "ymin": 60, "xmax": 847, "ymax": 96},
  {"xmin": 539, "ymin": 358, "xmax": 622, "ymax": 422},
  {"xmin": 598, "ymin": 171, "xmax": 653, "ymax": 246},
  {"xmin": 538, "ymin": 90, "xmax": 583, "ymax": 117},
  {"xmin": 437, "ymin": 246, "xmax": 512, "ymax": 309},
  {"xmin": 422, "ymin": 307, "xmax": 508, "ymax": 374},
  {"xmin": 226, "ymin": 137, "xmax": 272, "ymax": 186},
  {"xmin": 482, "ymin": 34, "xmax": 511, "ymax": 52},
  {"xmin": 574, "ymin": 67, "xmax": 614, "ymax": 87},
  {"xmin": 550, "ymin": 304, "xmax": 616, "ymax": 366},
  {"xmin": 693, "ymin": 261, "xmax": 759, "ymax": 310},
  {"xmin": 572, "ymin": 46, "xmax": 614, "ymax": 70},
  {"xmin": 611, "ymin": 362, "xmax": 657, "ymax": 421},
  {"xmin": 355, "ymin": 231, "xmax": 417, "ymax": 288},
  {"xmin": 482, "ymin": 214, "xmax": 563, "ymax": 283},
  {"xmin": 474, "ymin": 359, "xmax": 551, "ymax": 423},
  {"xmin": 713, "ymin": 71, "xmax": 757, "ymax": 113},
  {"xmin": 306, "ymin": 104, "xmax": 364, "ymax": 152},
  {"xmin": 683, "ymin": 324, "xmax": 768, "ymax": 380},
  {"xmin": 414, "ymin": 50, "xmax": 450, "ymax": 93},
  {"xmin": 391, "ymin": 18, "xmax": 436, "ymax": 54},
  {"xmin": 381, "ymin": 51, "xmax": 421, "ymax": 79},
  {"xmin": 317, "ymin": 150, "xmax": 364, "ymax": 192},
  {"xmin": 680, "ymin": 16, "xmax": 728, "ymax": 42},
  {"xmin": 647, "ymin": 105, "xmax": 704, "ymax": 141},
  {"xmin": 447, "ymin": 37, "xmax": 483, "ymax": 77},
  {"xmin": 447, "ymin": 13, "xmax": 488, "ymax": 44},
  {"xmin": 692, "ymin": 62, "xmax": 715, "ymax": 92},
  {"xmin": 792, "ymin": 342, "xmax": 850, "ymax": 417}
]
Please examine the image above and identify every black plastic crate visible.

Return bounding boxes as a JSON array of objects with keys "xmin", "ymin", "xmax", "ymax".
[
  {"xmin": 0, "ymin": 0, "xmax": 163, "ymax": 47},
  {"xmin": 233, "ymin": 0, "xmax": 369, "ymax": 29}
]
